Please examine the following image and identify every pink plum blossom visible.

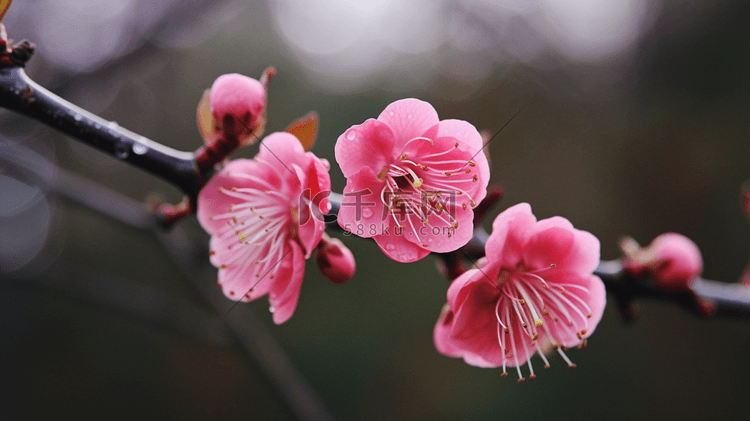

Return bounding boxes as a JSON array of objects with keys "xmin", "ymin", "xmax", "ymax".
[
  {"xmin": 434, "ymin": 203, "xmax": 606, "ymax": 381},
  {"xmin": 197, "ymin": 132, "xmax": 331, "ymax": 324},
  {"xmin": 335, "ymin": 98, "xmax": 490, "ymax": 263},
  {"xmin": 621, "ymin": 233, "xmax": 702, "ymax": 291}
]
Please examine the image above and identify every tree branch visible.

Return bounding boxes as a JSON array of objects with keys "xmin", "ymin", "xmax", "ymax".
[
  {"xmin": 0, "ymin": 65, "xmax": 204, "ymax": 197},
  {"xmin": 449, "ymin": 227, "xmax": 750, "ymax": 321}
]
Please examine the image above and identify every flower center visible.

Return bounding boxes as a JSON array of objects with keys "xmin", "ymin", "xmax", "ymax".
[
  {"xmin": 378, "ymin": 136, "xmax": 479, "ymax": 245},
  {"xmin": 494, "ymin": 264, "xmax": 593, "ymax": 382},
  {"xmin": 208, "ymin": 182, "xmax": 294, "ymax": 299}
]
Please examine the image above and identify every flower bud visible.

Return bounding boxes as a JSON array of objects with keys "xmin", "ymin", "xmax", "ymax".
[
  {"xmin": 622, "ymin": 233, "xmax": 702, "ymax": 291},
  {"xmin": 210, "ymin": 73, "xmax": 266, "ymax": 144},
  {"xmin": 316, "ymin": 236, "xmax": 356, "ymax": 284}
]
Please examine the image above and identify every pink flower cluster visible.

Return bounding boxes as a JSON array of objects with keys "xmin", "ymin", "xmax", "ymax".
[{"xmin": 195, "ymin": 92, "xmax": 610, "ymax": 375}]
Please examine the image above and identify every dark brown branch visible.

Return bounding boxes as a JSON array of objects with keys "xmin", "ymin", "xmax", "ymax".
[
  {"xmin": 0, "ymin": 65, "xmax": 204, "ymax": 197},
  {"xmin": 451, "ymin": 227, "xmax": 750, "ymax": 321}
]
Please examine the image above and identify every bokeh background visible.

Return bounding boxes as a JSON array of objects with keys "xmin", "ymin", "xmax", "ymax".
[{"xmin": 2, "ymin": 0, "xmax": 750, "ymax": 419}]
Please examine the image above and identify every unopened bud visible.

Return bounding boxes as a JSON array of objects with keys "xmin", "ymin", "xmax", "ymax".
[
  {"xmin": 622, "ymin": 233, "xmax": 702, "ymax": 291},
  {"xmin": 210, "ymin": 73, "xmax": 267, "ymax": 144},
  {"xmin": 316, "ymin": 236, "xmax": 356, "ymax": 284}
]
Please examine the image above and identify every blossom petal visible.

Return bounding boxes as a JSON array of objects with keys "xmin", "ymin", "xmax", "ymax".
[
  {"xmin": 446, "ymin": 268, "xmax": 480, "ymax": 308},
  {"xmin": 296, "ymin": 155, "xmax": 332, "ymax": 258},
  {"xmin": 581, "ymin": 274, "xmax": 607, "ymax": 338},
  {"xmin": 336, "ymin": 166, "xmax": 388, "ymax": 237},
  {"xmin": 269, "ymin": 240, "xmax": 306, "ymax": 324},
  {"xmin": 373, "ymin": 232, "xmax": 430, "ymax": 263},
  {"xmin": 308, "ymin": 154, "xmax": 332, "ymax": 213},
  {"xmin": 485, "ymin": 203, "xmax": 536, "ymax": 268},
  {"xmin": 434, "ymin": 305, "xmax": 462, "ymax": 357},
  {"xmin": 256, "ymin": 132, "xmax": 309, "ymax": 171},
  {"xmin": 447, "ymin": 278, "xmax": 506, "ymax": 367},
  {"xmin": 217, "ymin": 251, "xmax": 273, "ymax": 303},
  {"xmin": 291, "ymin": 164, "xmax": 319, "ymax": 259},
  {"xmin": 335, "ymin": 118, "xmax": 396, "ymax": 178},
  {"xmin": 377, "ymin": 98, "xmax": 440, "ymax": 144},
  {"xmin": 523, "ymin": 216, "xmax": 601, "ymax": 275}
]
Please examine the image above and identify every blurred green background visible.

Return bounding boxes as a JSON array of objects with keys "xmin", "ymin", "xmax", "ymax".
[{"xmin": 2, "ymin": 1, "xmax": 750, "ymax": 419}]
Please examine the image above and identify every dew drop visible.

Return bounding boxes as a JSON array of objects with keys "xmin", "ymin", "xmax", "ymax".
[
  {"xmin": 132, "ymin": 143, "xmax": 148, "ymax": 155},
  {"xmin": 73, "ymin": 114, "xmax": 82, "ymax": 122},
  {"xmin": 346, "ymin": 130, "xmax": 356, "ymax": 140},
  {"xmin": 389, "ymin": 111, "xmax": 394, "ymax": 116},
  {"xmin": 385, "ymin": 244, "xmax": 396, "ymax": 251},
  {"xmin": 427, "ymin": 238, "xmax": 433, "ymax": 243},
  {"xmin": 269, "ymin": 306, "xmax": 276, "ymax": 313},
  {"xmin": 114, "ymin": 143, "xmax": 129, "ymax": 159},
  {"xmin": 362, "ymin": 208, "xmax": 373, "ymax": 218}
]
